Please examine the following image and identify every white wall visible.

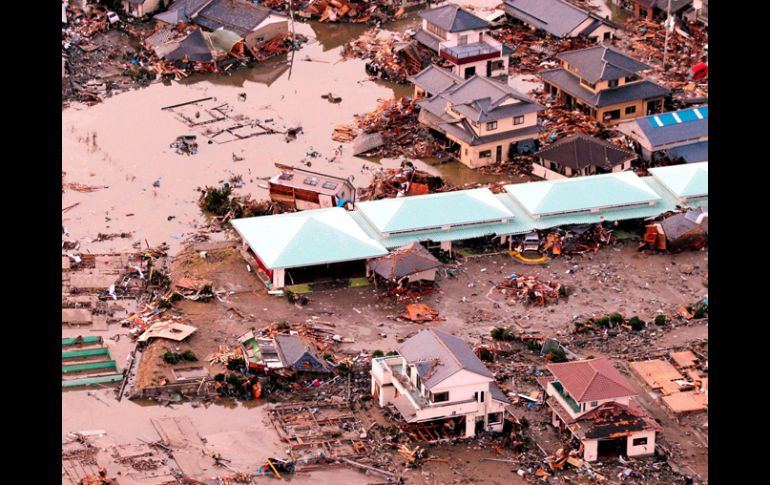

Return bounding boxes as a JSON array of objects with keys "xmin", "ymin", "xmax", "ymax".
[{"xmin": 626, "ymin": 430, "xmax": 656, "ymax": 457}]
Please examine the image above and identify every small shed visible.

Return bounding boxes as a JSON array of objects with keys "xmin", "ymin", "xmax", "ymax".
[
  {"xmin": 274, "ymin": 334, "xmax": 329, "ymax": 373},
  {"xmin": 366, "ymin": 242, "xmax": 442, "ymax": 284}
]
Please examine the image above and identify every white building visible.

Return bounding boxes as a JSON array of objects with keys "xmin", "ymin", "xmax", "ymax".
[
  {"xmin": 371, "ymin": 329, "xmax": 510, "ymax": 438},
  {"xmin": 413, "ymin": 4, "xmax": 511, "ymax": 80}
]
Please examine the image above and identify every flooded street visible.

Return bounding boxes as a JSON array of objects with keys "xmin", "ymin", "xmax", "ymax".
[{"xmin": 62, "ymin": 17, "xmax": 510, "ymax": 256}]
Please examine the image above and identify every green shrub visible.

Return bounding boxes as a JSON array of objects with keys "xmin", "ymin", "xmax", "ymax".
[
  {"xmin": 597, "ymin": 316, "xmax": 611, "ymax": 328},
  {"xmin": 181, "ymin": 350, "xmax": 198, "ymax": 362},
  {"xmin": 214, "ymin": 373, "xmax": 225, "ymax": 382},
  {"xmin": 693, "ymin": 304, "xmax": 707, "ymax": 319},
  {"xmin": 654, "ymin": 315, "xmax": 667, "ymax": 326},
  {"xmin": 227, "ymin": 358, "xmax": 246, "ymax": 370},
  {"xmin": 371, "ymin": 350, "xmax": 384, "ymax": 358},
  {"xmin": 386, "ymin": 351, "xmax": 399, "ymax": 356},
  {"xmin": 478, "ymin": 348, "xmax": 494, "ymax": 362},
  {"xmin": 227, "ymin": 373, "xmax": 244, "ymax": 385},
  {"xmin": 337, "ymin": 363, "xmax": 350, "ymax": 373},
  {"xmin": 629, "ymin": 316, "xmax": 645, "ymax": 331},
  {"xmin": 200, "ymin": 186, "xmax": 233, "ymax": 216},
  {"xmin": 490, "ymin": 327, "xmax": 514, "ymax": 341},
  {"xmin": 163, "ymin": 351, "xmax": 181, "ymax": 365},
  {"xmin": 609, "ymin": 312, "xmax": 624, "ymax": 324},
  {"xmin": 548, "ymin": 347, "xmax": 568, "ymax": 363}
]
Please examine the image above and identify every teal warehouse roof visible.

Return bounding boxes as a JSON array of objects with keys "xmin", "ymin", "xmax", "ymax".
[{"xmin": 648, "ymin": 162, "xmax": 708, "ymax": 200}]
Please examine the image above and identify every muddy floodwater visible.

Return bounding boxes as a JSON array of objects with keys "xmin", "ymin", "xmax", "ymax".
[{"xmin": 62, "ymin": 18, "xmax": 525, "ymax": 256}]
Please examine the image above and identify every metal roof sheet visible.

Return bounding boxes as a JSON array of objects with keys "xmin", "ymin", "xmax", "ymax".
[
  {"xmin": 230, "ymin": 208, "xmax": 388, "ymax": 269},
  {"xmin": 503, "ymin": 0, "xmax": 592, "ymax": 38},
  {"xmin": 356, "ymin": 188, "xmax": 513, "ymax": 234},
  {"xmin": 419, "ymin": 4, "xmax": 491, "ymax": 33},
  {"xmin": 504, "ymin": 171, "xmax": 662, "ymax": 217},
  {"xmin": 648, "ymin": 162, "xmax": 708, "ymax": 199}
]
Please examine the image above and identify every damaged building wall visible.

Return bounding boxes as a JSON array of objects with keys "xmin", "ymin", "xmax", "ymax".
[
  {"xmin": 245, "ymin": 16, "xmax": 289, "ymax": 48},
  {"xmin": 122, "ymin": 0, "xmax": 169, "ymax": 18}
]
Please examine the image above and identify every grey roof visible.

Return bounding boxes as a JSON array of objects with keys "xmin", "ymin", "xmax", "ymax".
[
  {"xmin": 413, "ymin": 28, "xmax": 440, "ymax": 51},
  {"xmin": 557, "ymin": 46, "xmax": 650, "ymax": 84},
  {"xmin": 535, "ymin": 133, "xmax": 636, "ymax": 170},
  {"xmin": 408, "ymin": 65, "xmax": 463, "ymax": 96},
  {"xmin": 195, "ymin": 0, "xmax": 274, "ymax": 37},
  {"xmin": 665, "ymin": 141, "xmax": 708, "ymax": 163},
  {"xmin": 367, "ymin": 242, "xmax": 442, "ymax": 280},
  {"xmin": 274, "ymin": 334, "xmax": 327, "ymax": 371},
  {"xmin": 397, "ymin": 329, "xmax": 493, "ymax": 389},
  {"xmin": 441, "ymin": 75, "xmax": 544, "ymax": 122},
  {"xmin": 660, "ymin": 207, "xmax": 707, "ymax": 242},
  {"xmin": 419, "ymin": 4, "xmax": 491, "ymax": 33},
  {"xmin": 490, "ymin": 382, "xmax": 511, "ymax": 404},
  {"xmin": 166, "ymin": 29, "xmax": 215, "ymax": 63},
  {"xmin": 440, "ymin": 120, "xmax": 541, "ymax": 146},
  {"xmin": 503, "ymin": 0, "xmax": 613, "ymax": 38},
  {"xmin": 619, "ymin": 110, "xmax": 708, "ymax": 149},
  {"xmin": 540, "ymin": 68, "xmax": 670, "ymax": 108}
]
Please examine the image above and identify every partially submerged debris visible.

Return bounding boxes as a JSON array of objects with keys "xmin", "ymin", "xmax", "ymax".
[{"xmin": 496, "ymin": 274, "xmax": 567, "ymax": 307}]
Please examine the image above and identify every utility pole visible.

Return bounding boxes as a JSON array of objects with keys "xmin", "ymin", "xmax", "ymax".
[
  {"xmin": 288, "ymin": 0, "xmax": 296, "ymax": 80},
  {"xmin": 662, "ymin": 0, "xmax": 672, "ymax": 68}
]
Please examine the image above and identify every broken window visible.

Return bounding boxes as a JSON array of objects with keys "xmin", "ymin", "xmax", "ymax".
[
  {"xmin": 632, "ymin": 437, "xmax": 648, "ymax": 446},
  {"xmin": 432, "ymin": 391, "xmax": 449, "ymax": 403},
  {"xmin": 603, "ymin": 109, "xmax": 621, "ymax": 121},
  {"xmin": 487, "ymin": 412, "xmax": 503, "ymax": 424},
  {"xmin": 479, "ymin": 150, "xmax": 492, "ymax": 158},
  {"xmin": 608, "ymin": 79, "xmax": 619, "ymax": 88}
]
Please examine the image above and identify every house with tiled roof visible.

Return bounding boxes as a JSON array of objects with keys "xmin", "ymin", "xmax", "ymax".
[
  {"xmin": 540, "ymin": 45, "xmax": 670, "ymax": 124},
  {"xmin": 413, "ymin": 4, "xmax": 513, "ymax": 80},
  {"xmin": 531, "ymin": 133, "xmax": 637, "ymax": 179},
  {"xmin": 371, "ymin": 329, "xmax": 510, "ymax": 438},
  {"xmin": 415, "ymin": 74, "xmax": 544, "ymax": 168},
  {"xmin": 540, "ymin": 357, "xmax": 659, "ymax": 461}
]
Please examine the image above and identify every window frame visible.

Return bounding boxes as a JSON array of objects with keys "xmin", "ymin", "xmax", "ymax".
[
  {"xmin": 432, "ymin": 391, "xmax": 449, "ymax": 403},
  {"xmin": 479, "ymin": 150, "xmax": 492, "ymax": 158},
  {"xmin": 486, "ymin": 121, "xmax": 497, "ymax": 130},
  {"xmin": 513, "ymin": 115, "xmax": 524, "ymax": 125}
]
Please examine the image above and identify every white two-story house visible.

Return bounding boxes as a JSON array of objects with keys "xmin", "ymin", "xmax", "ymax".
[
  {"xmin": 371, "ymin": 329, "xmax": 510, "ymax": 438},
  {"xmin": 541, "ymin": 357, "xmax": 661, "ymax": 462},
  {"xmin": 413, "ymin": 4, "xmax": 512, "ymax": 80}
]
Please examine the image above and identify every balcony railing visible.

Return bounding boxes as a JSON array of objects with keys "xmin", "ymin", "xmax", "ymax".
[{"xmin": 551, "ymin": 381, "xmax": 581, "ymax": 413}]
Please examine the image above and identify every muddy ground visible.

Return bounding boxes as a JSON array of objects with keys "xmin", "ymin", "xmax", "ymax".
[{"xmin": 63, "ymin": 2, "xmax": 707, "ymax": 483}]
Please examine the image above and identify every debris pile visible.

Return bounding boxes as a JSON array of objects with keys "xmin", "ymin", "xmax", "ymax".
[
  {"xmin": 342, "ymin": 28, "xmax": 437, "ymax": 83},
  {"xmin": 198, "ymin": 185, "xmax": 276, "ymax": 223},
  {"xmin": 618, "ymin": 19, "xmax": 709, "ymax": 100},
  {"xmin": 263, "ymin": 0, "xmax": 408, "ymax": 24},
  {"xmin": 334, "ymin": 97, "xmax": 442, "ymax": 158},
  {"xmin": 496, "ymin": 274, "xmax": 567, "ymax": 307},
  {"xmin": 492, "ymin": 24, "xmax": 593, "ymax": 74},
  {"xmin": 357, "ymin": 163, "xmax": 449, "ymax": 201}
]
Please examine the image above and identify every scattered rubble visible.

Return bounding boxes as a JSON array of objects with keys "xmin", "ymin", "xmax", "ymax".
[
  {"xmin": 496, "ymin": 274, "xmax": 568, "ymax": 307},
  {"xmin": 342, "ymin": 28, "xmax": 437, "ymax": 83}
]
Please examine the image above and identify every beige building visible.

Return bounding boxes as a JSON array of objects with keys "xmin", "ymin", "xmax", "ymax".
[
  {"xmin": 122, "ymin": 0, "xmax": 169, "ymax": 18},
  {"xmin": 412, "ymin": 67, "xmax": 543, "ymax": 168},
  {"xmin": 540, "ymin": 45, "xmax": 670, "ymax": 125},
  {"xmin": 531, "ymin": 133, "xmax": 636, "ymax": 180},
  {"xmin": 503, "ymin": 0, "xmax": 620, "ymax": 41},
  {"xmin": 413, "ymin": 4, "xmax": 512, "ymax": 80},
  {"xmin": 541, "ymin": 358, "xmax": 660, "ymax": 462}
]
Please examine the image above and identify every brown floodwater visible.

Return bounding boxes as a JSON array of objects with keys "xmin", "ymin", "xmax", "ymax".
[{"xmin": 62, "ymin": 18, "xmax": 519, "ymax": 256}]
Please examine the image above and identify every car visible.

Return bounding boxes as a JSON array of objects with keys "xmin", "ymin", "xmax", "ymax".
[{"xmin": 106, "ymin": 11, "xmax": 120, "ymax": 25}]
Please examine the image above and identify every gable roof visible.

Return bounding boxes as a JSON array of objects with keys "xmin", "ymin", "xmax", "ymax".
[
  {"xmin": 231, "ymin": 208, "xmax": 388, "ymax": 269},
  {"xmin": 618, "ymin": 106, "xmax": 708, "ymax": 149},
  {"xmin": 547, "ymin": 357, "xmax": 636, "ymax": 402},
  {"xmin": 356, "ymin": 188, "xmax": 513, "ymax": 234},
  {"xmin": 503, "ymin": 0, "xmax": 614, "ymax": 38},
  {"xmin": 419, "ymin": 4, "xmax": 491, "ymax": 32},
  {"xmin": 534, "ymin": 133, "xmax": 636, "ymax": 170},
  {"xmin": 648, "ymin": 161, "xmax": 708, "ymax": 200},
  {"xmin": 442, "ymin": 75, "xmax": 544, "ymax": 122},
  {"xmin": 505, "ymin": 171, "xmax": 661, "ymax": 217},
  {"xmin": 398, "ymin": 329, "xmax": 493, "ymax": 389},
  {"xmin": 367, "ymin": 242, "xmax": 442, "ymax": 280},
  {"xmin": 408, "ymin": 65, "xmax": 464, "ymax": 95},
  {"xmin": 274, "ymin": 334, "xmax": 328, "ymax": 371},
  {"xmin": 539, "ymin": 68, "xmax": 669, "ymax": 108},
  {"xmin": 557, "ymin": 45, "xmax": 650, "ymax": 83},
  {"xmin": 165, "ymin": 29, "xmax": 215, "ymax": 63}
]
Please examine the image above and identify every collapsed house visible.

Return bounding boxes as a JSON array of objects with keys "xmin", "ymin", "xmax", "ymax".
[
  {"xmin": 643, "ymin": 207, "xmax": 707, "ymax": 252},
  {"xmin": 502, "ymin": 0, "xmax": 619, "ymax": 41},
  {"xmin": 268, "ymin": 163, "xmax": 356, "ymax": 211},
  {"xmin": 540, "ymin": 45, "xmax": 670, "ymax": 124},
  {"xmin": 265, "ymin": 334, "xmax": 331, "ymax": 374},
  {"xmin": 628, "ymin": 0, "xmax": 693, "ymax": 21},
  {"xmin": 366, "ymin": 242, "xmax": 442, "ymax": 286},
  {"xmin": 231, "ymin": 164, "xmax": 707, "ymax": 290},
  {"xmin": 154, "ymin": 0, "xmax": 288, "ymax": 51},
  {"xmin": 616, "ymin": 105, "xmax": 708, "ymax": 163},
  {"xmin": 412, "ymin": 70, "xmax": 544, "ymax": 168},
  {"xmin": 540, "ymin": 357, "xmax": 660, "ymax": 462},
  {"xmin": 371, "ymin": 329, "xmax": 510, "ymax": 438},
  {"xmin": 531, "ymin": 133, "xmax": 637, "ymax": 179},
  {"xmin": 413, "ymin": 3, "xmax": 513, "ymax": 80}
]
